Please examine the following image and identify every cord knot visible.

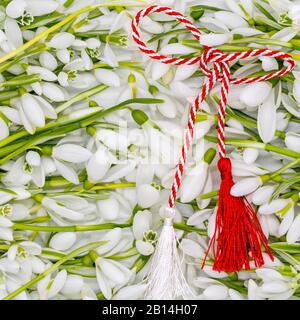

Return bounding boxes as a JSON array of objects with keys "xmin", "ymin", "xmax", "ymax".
[{"xmin": 217, "ymin": 157, "xmax": 232, "ymax": 181}]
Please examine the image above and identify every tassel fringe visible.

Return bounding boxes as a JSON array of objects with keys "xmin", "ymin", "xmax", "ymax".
[
  {"xmin": 203, "ymin": 158, "xmax": 274, "ymax": 273},
  {"xmin": 145, "ymin": 218, "xmax": 194, "ymax": 300}
]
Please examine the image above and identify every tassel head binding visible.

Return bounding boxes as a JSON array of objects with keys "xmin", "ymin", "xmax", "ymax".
[{"xmin": 203, "ymin": 158, "xmax": 274, "ymax": 273}]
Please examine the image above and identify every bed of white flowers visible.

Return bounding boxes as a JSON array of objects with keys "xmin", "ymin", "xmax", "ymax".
[{"xmin": 0, "ymin": 0, "xmax": 299, "ymax": 300}]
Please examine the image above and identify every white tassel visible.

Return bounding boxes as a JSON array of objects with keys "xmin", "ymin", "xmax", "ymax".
[{"xmin": 145, "ymin": 208, "xmax": 195, "ymax": 300}]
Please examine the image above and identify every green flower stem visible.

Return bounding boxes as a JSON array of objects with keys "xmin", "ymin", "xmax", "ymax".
[
  {"xmin": 3, "ymin": 241, "xmax": 106, "ymax": 300},
  {"xmin": 0, "ymin": 98, "xmax": 164, "ymax": 163},
  {"xmin": 204, "ymin": 135, "xmax": 300, "ymax": 159},
  {"xmin": 0, "ymin": 243, "xmax": 67, "ymax": 260},
  {"xmin": 55, "ymin": 84, "xmax": 108, "ymax": 113},
  {"xmin": 261, "ymin": 158, "xmax": 300, "ymax": 183},
  {"xmin": 109, "ymin": 247, "xmax": 139, "ymax": 260},
  {"xmin": 180, "ymin": 40, "xmax": 300, "ymax": 62},
  {"xmin": 198, "ymin": 190, "xmax": 219, "ymax": 200},
  {"xmin": 230, "ymin": 37, "xmax": 294, "ymax": 49},
  {"xmin": 0, "ymin": 74, "xmax": 40, "ymax": 87},
  {"xmin": 0, "ymin": 43, "xmax": 47, "ymax": 74},
  {"xmin": 91, "ymin": 182, "xmax": 136, "ymax": 191},
  {"xmin": 0, "ymin": 2, "xmax": 147, "ymax": 66},
  {"xmin": 173, "ymin": 222, "xmax": 207, "ymax": 236},
  {"xmin": 13, "ymin": 222, "xmax": 131, "ymax": 233}
]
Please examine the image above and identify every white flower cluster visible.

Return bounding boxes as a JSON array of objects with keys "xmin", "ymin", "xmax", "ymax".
[{"xmin": 0, "ymin": 0, "xmax": 298, "ymax": 300}]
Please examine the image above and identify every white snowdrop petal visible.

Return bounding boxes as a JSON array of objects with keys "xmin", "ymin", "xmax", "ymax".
[
  {"xmin": 5, "ymin": 18, "xmax": 23, "ymax": 49},
  {"xmin": 240, "ymin": 82, "xmax": 272, "ymax": 107},
  {"xmin": 54, "ymin": 159, "xmax": 79, "ymax": 185},
  {"xmin": 39, "ymin": 51, "xmax": 58, "ymax": 71},
  {"xmin": 0, "ymin": 118, "xmax": 9, "ymax": 141},
  {"xmin": 285, "ymin": 132, "xmax": 300, "ymax": 153},
  {"xmin": 200, "ymin": 33, "xmax": 232, "ymax": 46},
  {"xmin": 94, "ymin": 69, "xmax": 120, "ymax": 87},
  {"xmin": 24, "ymin": 0, "xmax": 58, "ymax": 16},
  {"xmin": 214, "ymin": 11, "xmax": 248, "ymax": 29},
  {"xmin": 258, "ymin": 199, "xmax": 290, "ymax": 215},
  {"xmin": 113, "ymin": 284, "xmax": 147, "ymax": 300},
  {"xmin": 48, "ymin": 270, "xmax": 68, "ymax": 299},
  {"xmin": 137, "ymin": 184, "xmax": 160, "ymax": 208},
  {"xmin": 136, "ymin": 240, "xmax": 154, "ymax": 256},
  {"xmin": 258, "ymin": 92, "xmax": 276, "ymax": 143},
  {"xmin": 27, "ymin": 66, "xmax": 57, "ymax": 82},
  {"xmin": 48, "ymin": 32, "xmax": 75, "ymax": 49},
  {"xmin": 203, "ymin": 285, "xmax": 229, "ymax": 300},
  {"xmin": 49, "ymin": 233, "xmax": 77, "ymax": 251},
  {"xmin": 286, "ymin": 214, "xmax": 300, "ymax": 243},
  {"xmin": 6, "ymin": 0, "xmax": 26, "ymax": 18},
  {"xmin": 252, "ymin": 186, "xmax": 274, "ymax": 205},
  {"xmin": 231, "ymin": 176, "xmax": 261, "ymax": 196},
  {"xmin": 96, "ymin": 228, "xmax": 122, "ymax": 255},
  {"xmin": 21, "ymin": 93, "xmax": 45, "ymax": 127},
  {"xmin": 25, "ymin": 150, "xmax": 41, "ymax": 166},
  {"xmin": 243, "ymin": 148, "xmax": 259, "ymax": 165},
  {"xmin": 160, "ymin": 43, "xmax": 196, "ymax": 55},
  {"xmin": 53, "ymin": 144, "xmax": 92, "ymax": 163},
  {"xmin": 180, "ymin": 238, "xmax": 204, "ymax": 258},
  {"xmin": 97, "ymin": 198, "xmax": 119, "ymax": 221},
  {"xmin": 42, "ymin": 83, "xmax": 66, "ymax": 102}
]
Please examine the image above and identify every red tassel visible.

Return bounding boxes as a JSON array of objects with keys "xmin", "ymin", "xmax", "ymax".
[{"xmin": 202, "ymin": 158, "xmax": 274, "ymax": 273}]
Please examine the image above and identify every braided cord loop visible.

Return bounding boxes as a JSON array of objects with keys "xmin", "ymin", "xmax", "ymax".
[{"xmin": 131, "ymin": 5, "xmax": 295, "ymax": 210}]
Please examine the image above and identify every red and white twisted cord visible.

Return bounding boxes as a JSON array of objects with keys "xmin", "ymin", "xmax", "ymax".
[{"xmin": 131, "ymin": 5, "xmax": 295, "ymax": 210}]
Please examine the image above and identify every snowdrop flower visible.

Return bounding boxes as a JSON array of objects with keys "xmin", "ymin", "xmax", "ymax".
[
  {"xmin": 132, "ymin": 210, "xmax": 156, "ymax": 256},
  {"xmin": 95, "ymin": 257, "xmax": 132, "ymax": 300},
  {"xmin": 38, "ymin": 269, "xmax": 67, "ymax": 300},
  {"xmin": 42, "ymin": 195, "xmax": 94, "ymax": 224},
  {"xmin": 7, "ymin": 241, "xmax": 44, "ymax": 275},
  {"xmin": 86, "ymin": 146, "xmax": 112, "ymax": 183},
  {"xmin": 285, "ymin": 132, "xmax": 300, "ymax": 153},
  {"xmin": 6, "ymin": 0, "xmax": 27, "ymax": 19},
  {"xmin": 13, "ymin": 93, "xmax": 57, "ymax": 134},
  {"xmin": 27, "ymin": 66, "xmax": 57, "ymax": 82},
  {"xmin": 52, "ymin": 143, "xmax": 92, "ymax": 184},
  {"xmin": 256, "ymin": 268, "xmax": 295, "ymax": 299}
]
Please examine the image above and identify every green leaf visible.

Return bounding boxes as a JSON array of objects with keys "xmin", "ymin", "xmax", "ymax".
[
  {"xmin": 271, "ymin": 175, "xmax": 300, "ymax": 200},
  {"xmin": 270, "ymin": 242, "xmax": 300, "ymax": 254}
]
